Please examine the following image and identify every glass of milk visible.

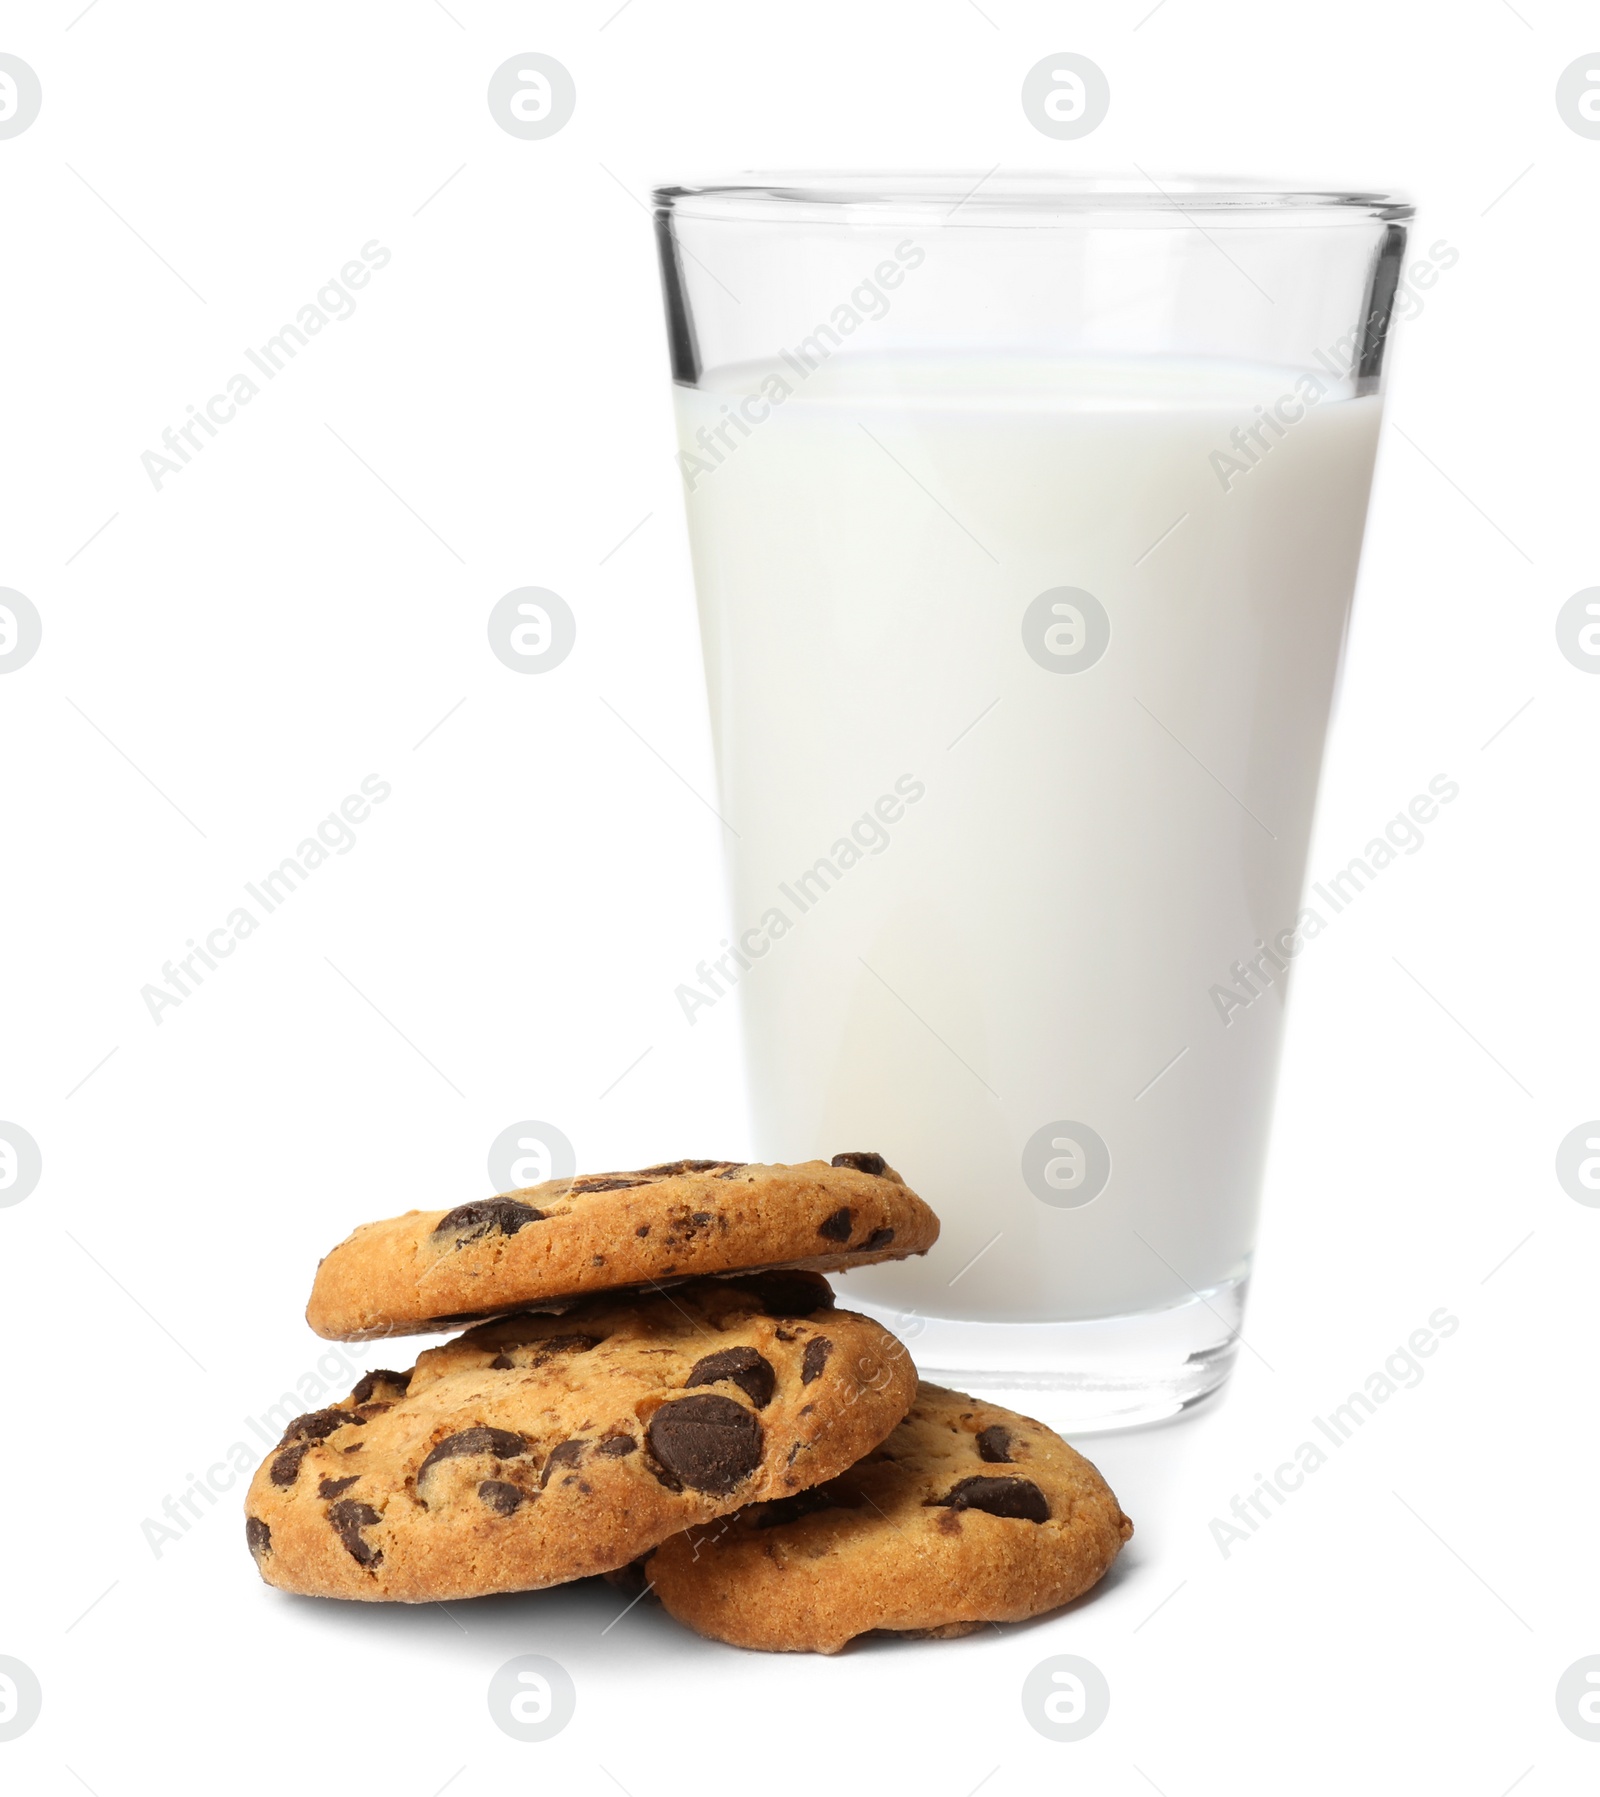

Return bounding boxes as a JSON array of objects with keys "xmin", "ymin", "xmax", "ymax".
[{"xmin": 654, "ymin": 175, "xmax": 1411, "ymax": 1428}]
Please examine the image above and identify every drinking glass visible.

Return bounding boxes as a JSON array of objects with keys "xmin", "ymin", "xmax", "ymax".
[{"xmin": 654, "ymin": 174, "xmax": 1411, "ymax": 1428}]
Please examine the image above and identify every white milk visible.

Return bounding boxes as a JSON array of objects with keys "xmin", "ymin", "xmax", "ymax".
[{"xmin": 675, "ymin": 355, "xmax": 1380, "ymax": 1323}]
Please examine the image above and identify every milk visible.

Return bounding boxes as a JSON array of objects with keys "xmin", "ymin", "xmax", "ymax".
[{"xmin": 675, "ymin": 355, "xmax": 1380, "ymax": 1324}]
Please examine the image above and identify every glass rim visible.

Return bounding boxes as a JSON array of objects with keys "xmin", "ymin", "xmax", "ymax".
[{"xmin": 653, "ymin": 172, "xmax": 1414, "ymax": 225}]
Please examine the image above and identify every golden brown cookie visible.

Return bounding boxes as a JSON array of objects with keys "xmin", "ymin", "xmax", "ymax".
[
  {"xmin": 246, "ymin": 1273, "xmax": 917, "ymax": 1602},
  {"xmin": 646, "ymin": 1383, "xmax": 1132, "ymax": 1652},
  {"xmin": 305, "ymin": 1153, "xmax": 938, "ymax": 1342}
]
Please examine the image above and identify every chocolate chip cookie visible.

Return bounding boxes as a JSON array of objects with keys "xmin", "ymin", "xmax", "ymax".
[
  {"xmin": 246, "ymin": 1273, "xmax": 917, "ymax": 1602},
  {"xmin": 305, "ymin": 1154, "xmax": 938, "ymax": 1342},
  {"xmin": 646, "ymin": 1383, "xmax": 1132, "ymax": 1652}
]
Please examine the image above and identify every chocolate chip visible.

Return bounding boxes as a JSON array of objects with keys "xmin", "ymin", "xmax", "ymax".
[
  {"xmin": 328, "ymin": 1499, "xmax": 383, "ymax": 1566},
  {"xmin": 975, "ymin": 1425, "xmax": 1013, "ymax": 1463},
  {"xmin": 662, "ymin": 1204, "xmax": 718, "ymax": 1245},
  {"xmin": 634, "ymin": 1224, "xmax": 651, "ymax": 1237},
  {"xmin": 862, "ymin": 1227, "xmax": 895, "ymax": 1251},
  {"xmin": 721, "ymin": 1270, "xmax": 835, "ymax": 1318},
  {"xmin": 801, "ymin": 1337, "xmax": 833, "ymax": 1384},
  {"xmin": 569, "ymin": 1176, "xmax": 652, "ymax": 1194},
  {"xmin": 280, "ymin": 1407, "xmax": 363, "ymax": 1445},
  {"xmin": 817, "ymin": 1206, "xmax": 853, "ymax": 1242},
  {"xmin": 432, "ymin": 1199, "xmax": 545, "ymax": 1244},
  {"xmin": 647, "ymin": 1460, "xmax": 684, "ymax": 1493},
  {"xmin": 417, "ymin": 1426, "xmax": 527, "ymax": 1483},
  {"xmin": 687, "ymin": 1346, "xmax": 776, "ymax": 1410},
  {"xmin": 753, "ymin": 1485, "xmax": 845, "ymax": 1529},
  {"xmin": 318, "ymin": 1475, "xmax": 360, "ymax": 1499},
  {"xmin": 270, "ymin": 1444, "xmax": 309, "ymax": 1487},
  {"xmin": 533, "ymin": 1333, "xmax": 602, "ymax": 1359},
  {"xmin": 245, "ymin": 1516, "xmax": 272, "ymax": 1557},
  {"xmin": 597, "ymin": 1433, "xmax": 637, "ymax": 1457},
  {"xmin": 478, "ymin": 1480, "xmax": 526, "ymax": 1515},
  {"xmin": 646, "ymin": 1394, "xmax": 763, "ymax": 1494},
  {"xmin": 636, "ymin": 1159, "xmax": 733, "ymax": 1177},
  {"xmin": 355, "ymin": 1402, "xmax": 392, "ymax": 1418},
  {"xmin": 489, "ymin": 1354, "xmax": 514, "ymax": 1370},
  {"xmin": 831, "ymin": 1151, "xmax": 887, "ymax": 1176},
  {"xmin": 351, "ymin": 1369, "xmax": 410, "ymax": 1404},
  {"xmin": 929, "ymin": 1476, "xmax": 1050, "ymax": 1523},
  {"xmin": 540, "ymin": 1439, "xmax": 587, "ymax": 1487}
]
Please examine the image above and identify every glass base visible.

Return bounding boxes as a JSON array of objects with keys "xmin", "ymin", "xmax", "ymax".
[{"xmin": 851, "ymin": 1273, "xmax": 1248, "ymax": 1435}]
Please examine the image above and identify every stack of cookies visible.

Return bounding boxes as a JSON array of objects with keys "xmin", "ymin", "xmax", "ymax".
[{"xmin": 245, "ymin": 1153, "xmax": 1132, "ymax": 1653}]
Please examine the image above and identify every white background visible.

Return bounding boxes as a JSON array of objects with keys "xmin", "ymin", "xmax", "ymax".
[{"xmin": 2, "ymin": 3, "xmax": 1596, "ymax": 1793}]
